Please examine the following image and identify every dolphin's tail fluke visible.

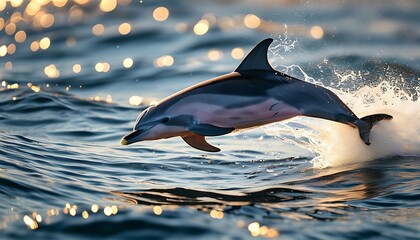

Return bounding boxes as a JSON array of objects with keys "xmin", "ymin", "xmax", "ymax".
[{"xmin": 354, "ymin": 114, "xmax": 393, "ymax": 145}]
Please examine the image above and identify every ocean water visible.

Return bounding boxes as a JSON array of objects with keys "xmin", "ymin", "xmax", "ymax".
[{"xmin": 1, "ymin": 0, "xmax": 419, "ymax": 239}]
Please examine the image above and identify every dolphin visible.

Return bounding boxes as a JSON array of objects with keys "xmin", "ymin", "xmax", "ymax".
[{"xmin": 121, "ymin": 38, "xmax": 392, "ymax": 152}]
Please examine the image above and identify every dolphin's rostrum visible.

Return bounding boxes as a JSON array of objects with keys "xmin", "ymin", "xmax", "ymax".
[{"xmin": 121, "ymin": 38, "xmax": 392, "ymax": 152}]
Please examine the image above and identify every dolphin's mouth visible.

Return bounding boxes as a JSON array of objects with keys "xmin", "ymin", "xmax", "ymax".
[
  {"xmin": 121, "ymin": 130, "xmax": 140, "ymax": 145},
  {"xmin": 121, "ymin": 124, "xmax": 155, "ymax": 145}
]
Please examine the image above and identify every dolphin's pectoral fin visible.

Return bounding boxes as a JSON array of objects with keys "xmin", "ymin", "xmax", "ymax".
[
  {"xmin": 189, "ymin": 123, "xmax": 234, "ymax": 136},
  {"xmin": 182, "ymin": 134, "xmax": 220, "ymax": 152}
]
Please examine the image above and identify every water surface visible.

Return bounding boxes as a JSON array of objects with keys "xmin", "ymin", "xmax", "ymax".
[{"xmin": 1, "ymin": 1, "xmax": 419, "ymax": 239}]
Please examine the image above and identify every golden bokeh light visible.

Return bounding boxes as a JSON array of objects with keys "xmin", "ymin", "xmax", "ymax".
[
  {"xmin": 0, "ymin": 45, "xmax": 7, "ymax": 57},
  {"xmin": 208, "ymin": 49, "xmax": 223, "ymax": 61},
  {"xmin": 5, "ymin": 23, "xmax": 17, "ymax": 35},
  {"xmin": 82, "ymin": 211, "xmax": 89, "ymax": 219},
  {"xmin": 310, "ymin": 25, "xmax": 324, "ymax": 39},
  {"xmin": 154, "ymin": 55, "xmax": 174, "ymax": 67},
  {"xmin": 193, "ymin": 20, "xmax": 209, "ymax": 35},
  {"xmin": 210, "ymin": 210, "xmax": 216, "ymax": 218},
  {"xmin": 104, "ymin": 206, "xmax": 112, "ymax": 216},
  {"xmin": 244, "ymin": 14, "xmax": 261, "ymax": 29},
  {"xmin": 39, "ymin": 37, "xmax": 51, "ymax": 50},
  {"xmin": 102, "ymin": 62, "xmax": 110, "ymax": 72},
  {"xmin": 30, "ymin": 41, "xmax": 40, "ymax": 52},
  {"xmin": 35, "ymin": 214, "xmax": 42, "ymax": 223},
  {"xmin": 8, "ymin": 83, "xmax": 19, "ymax": 89},
  {"xmin": 69, "ymin": 208, "xmax": 76, "ymax": 216},
  {"xmin": 129, "ymin": 95, "xmax": 143, "ymax": 106},
  {"xmin": 162, "ymin": 55, "xmax": 174, "ymax": 66},
  {"xmin": 29, "ymin": 86, "xmax": 41, "ymax": 93},
  {"xmin": 123, "ymin": 58, "xmax": 133, "ymax": 68},
  {"xmin": 40, "ymin": 14, "xmax": 55, "ymax": 28},
  {"xmin": 73, "ymin": 64, "xmax": 81, "ymax": 73},
  {"xmin": 23, "ymin": 215, "xmax": 38, "ymax": 230},
  {"xmin": 91, "ymin": 204, "xmax": 99, "ymax": 213},
  {"xmin": 209, "ymin": 210, "xmax": 224, "ymax": 219},
  {"xmin": 118, "ymin": 22, "xmax": 131, "ymax": 35},
  {"xmin": 95, "ymin": 63, "xmax": 104, "ymax": 72},
  {"xmin": 153, "ymin": 206, "xmax": 162, "ymax": 215},
  {"xmin": 5, "ymin": 61, "xmax": 13, "ymax": 70},
  {"xmin": 248, "ymin": 222, "xmax": 260, "ymax": 234},
  {"xmin": 246, "ymin": 221, "xmax": 279, "ymax": 238},
  {"xmin": 153, "ymin": 7, "xmax": 169, "ymax": 22},
  {"xmin": 100, "ymin": 0, "xmax": 117, "ymax": 12},
  {"xmin": 48, "ymin": 208, "xmax": 55, "ymax": 216},
  {"xmin": 95, "ymin": 62, "xmax": 111, "ymax": 72},
  {"xmin": 7, "ymin": 44, "xmax": 16, "ymax": 55},
  {"xmin": 111, "ymin": 205, "xmax": 118, "ymax": 215},
  {"xmin": 15, "ymin": 30, "xmax": 27, "ymax": 43},
  {"xmin": 44, "ymin": 64, "xmax": 60, "ymax": 78},
  {"xmin": 231, "ymin": 48, "xmax": 244, "ymax": 60},
  {"xmin": 92, "ymin": 24, "xmax": 105, "ymax": 36}
]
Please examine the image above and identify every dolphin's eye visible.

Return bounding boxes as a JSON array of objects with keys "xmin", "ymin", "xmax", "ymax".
[{"xmin": 161, "ymin": 117, "xmax": 169, "ymax": 123}]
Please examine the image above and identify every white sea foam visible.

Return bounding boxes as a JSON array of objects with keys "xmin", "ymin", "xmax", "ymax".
[
  {"xmin": 309, "ymin": 83, "xmax": 420, "ymax": 168},
  {"xmin": 263, "ymin": 35, "xmax": 420, "ymax": 168}
]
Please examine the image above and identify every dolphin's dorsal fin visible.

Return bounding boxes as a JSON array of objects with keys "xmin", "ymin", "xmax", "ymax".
[
  {"xmin": 182, "ymin": 134, "xmax": 220, "ymax": 152},
  {"xmin": 235, "ymin": 38, "xmax": 275, "ymax": 73}
]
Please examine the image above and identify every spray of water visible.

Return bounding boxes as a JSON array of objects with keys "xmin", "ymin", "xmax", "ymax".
[
  {"xmin": 312, "ymin": 82, "xmax": 419, "ymax": 168},
  {"xmin": 264, "ymin": 36, "xmax": 420, "ymax": 168}
]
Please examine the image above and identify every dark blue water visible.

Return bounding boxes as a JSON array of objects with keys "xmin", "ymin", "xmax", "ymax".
[{"xmin": 1, "ymin": 1, "xmax": 419, "ymax": 239}]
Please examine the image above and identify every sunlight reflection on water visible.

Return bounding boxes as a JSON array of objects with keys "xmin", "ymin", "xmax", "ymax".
[{"xmin": 1, "ymin": 0, "xmax": 419, "ymax": 239}]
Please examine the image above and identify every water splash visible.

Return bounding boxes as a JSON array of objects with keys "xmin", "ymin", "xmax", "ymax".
[
  {"xmin": 271, "ymin": 32, "xmax": 297, "ymax": 54},
  {"xmin": 263, "ymin": 68, "xmax": 420, "ymax": 168},
  {"xmin": 269, "ymin": 33, "xmax": 299, "ymax": 69},
  {"xmin": 310, "ymin": 82, "xmax": 419, "ymax": 168}
]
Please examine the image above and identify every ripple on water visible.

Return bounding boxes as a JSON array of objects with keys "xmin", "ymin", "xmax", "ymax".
[{"xmin": 0, "ymin": 1, "xmax": 419, "ymax": 239}]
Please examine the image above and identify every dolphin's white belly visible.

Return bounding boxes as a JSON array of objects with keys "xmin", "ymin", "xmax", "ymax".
[
  {"xmin": 212, "ymin": 98, "xmax": 300, "ymax": 128},
  {"xmin": 167, "ymin": 95, "xmax": 301, "ymax": 129}
]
